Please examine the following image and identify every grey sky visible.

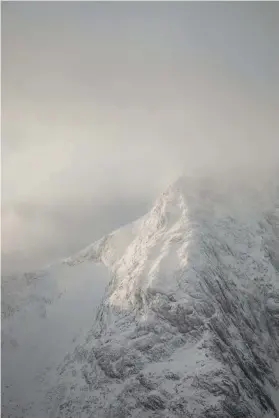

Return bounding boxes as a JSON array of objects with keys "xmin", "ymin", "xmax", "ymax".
[{"xmin": 2, "ymin": 2, "xmax": 279, "ymax": 275}]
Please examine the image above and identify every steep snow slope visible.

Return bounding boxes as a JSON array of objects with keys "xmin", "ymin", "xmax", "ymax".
[
  {"xmin": 2, "ymin": 174, "xmax": 279, "ymax": 418},
  {"xmin": 43, "ymin": 175, "xmax": 279, "ymax": 418},
  {"xmin": 1, "ymin": 261, "xmax": 111, "ymax": 418}
]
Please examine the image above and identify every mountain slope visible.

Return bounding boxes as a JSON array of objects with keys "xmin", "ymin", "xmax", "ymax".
[
  {"xmin": 1, "ymin": 260, "xmax": 111, "ymax": 418},
  {"xmin": 43, "ymin": 175, "xmax": 279, "ymax": 418}
]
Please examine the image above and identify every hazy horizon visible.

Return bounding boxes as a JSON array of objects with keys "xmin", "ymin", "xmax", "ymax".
[{"xmin": 2, "ymin": 1, "xmax": 279, "ymax": 275}]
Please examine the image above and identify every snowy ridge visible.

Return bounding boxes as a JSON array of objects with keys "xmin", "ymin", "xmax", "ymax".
[
  {"xmin": 45, "ymin": 175, "xmax": 279, "ymax": 418},
  {"xmin": 63, "ymin": 220, "xmax": 140, "ymax": 269}
]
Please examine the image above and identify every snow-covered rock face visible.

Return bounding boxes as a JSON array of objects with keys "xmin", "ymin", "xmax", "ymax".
[
  {"xmin": 43, "ymin": 175, "xmax": 279, "ymax": 418},
  {"xmin": 2, "ymin": 174, "xmax": 279, "ymax": 418}
]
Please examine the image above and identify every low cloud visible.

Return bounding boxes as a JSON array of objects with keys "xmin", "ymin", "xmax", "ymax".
[{"xmin": 2, "ymin": 2, "xmax": 278, "ymax": 274}]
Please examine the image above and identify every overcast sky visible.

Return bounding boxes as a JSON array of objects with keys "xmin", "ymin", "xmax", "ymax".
[{"xmin": 2, "ymin": 2, "xmax": 279, "ymax": 275}]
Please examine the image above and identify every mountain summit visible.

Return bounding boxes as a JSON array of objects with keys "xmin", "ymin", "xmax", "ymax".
[
  {"xmin": 47, "ymin": 175, "xmax": 279, "ymax": 418},
  {"xmin": 2, "ymin": 174, "xmax": 279, "ymax": 418}
]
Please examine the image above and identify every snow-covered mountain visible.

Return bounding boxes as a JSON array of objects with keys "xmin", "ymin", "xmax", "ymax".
[{"xmin": 2, "ymin": 174, "xmax": 279, "ymax": 418}]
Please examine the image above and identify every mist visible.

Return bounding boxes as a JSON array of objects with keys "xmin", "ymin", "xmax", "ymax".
[{"xmin": 2, "ymin": 2, "xmax": 279, "ymax": 275}]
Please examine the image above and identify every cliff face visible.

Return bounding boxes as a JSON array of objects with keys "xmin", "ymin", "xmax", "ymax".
[{"xmin": 45, "ymin": 175, "xmax": 279, "ymax": 418}]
